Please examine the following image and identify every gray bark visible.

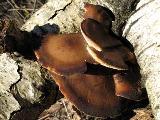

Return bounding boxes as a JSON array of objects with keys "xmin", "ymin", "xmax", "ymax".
[
  {"xmin": 123, "ymin": 0, "xmax": 160, "ymax": 119},
  {"xmin": 0, "ymin": 53, "xmax": 20, "ymax": 120}
]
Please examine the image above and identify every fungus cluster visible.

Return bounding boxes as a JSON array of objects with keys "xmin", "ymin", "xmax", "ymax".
[{"xmin": 34, "ymin": 3, "xmax": 145, "ymax": 118}]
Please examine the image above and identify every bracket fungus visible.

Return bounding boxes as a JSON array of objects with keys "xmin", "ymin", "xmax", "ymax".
[
  {"xmin": 86, "ymin": 46, "xmax": 128, "ymax": 70},
  {"xmin": 80, "ymin": 18, "xmax": 122, "ymax": 51},
  {"xmin": 34, "ymin": 3, "xmax": 146, "ymax": 118},
  {"xmin": 34, "ymin": 33, "xmax": 96, "ymax": 75},
  {"xmin": 83, "ymin": 2, "xmax": 115, "ymax": 29},
  {"xmin": 113, "ymin": 72, "xmax": 142, "ymax": 101},
  {"xmin": 50, "ymin": 72, "xmax": 127, "ymax": 118}
]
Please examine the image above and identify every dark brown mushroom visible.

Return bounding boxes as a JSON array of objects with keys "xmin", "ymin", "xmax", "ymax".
[
  {"xmin": 83, "ymin": 2, "xmax": 115, "ymax": 28},
  {"xmin": 34, "ymin": 33, "xmax": 95, "ymax": 75},
  {"xmin": 50, "ymin": 72, "xmax": 127, "ymax": 118},
  {"xmin": 81, "ymin": 18, "xmax": 138, "ymax": 69},
  {"xmin": 116, "ymin": 46, "xmax": 137, "ymax": 64},
  {"xmin": 81, "ymin": 18, "xmax": 122, "ymax": 51},
  {"xmin": 83, "ymin": 3, "xmax": 135, "ymax": 52},
  {"xmin": 113, "ymin": 72, "xmax": 143, "ymax": 101},
  {"xmin": 87, "ymin": 46, "xmax": 128, "ymax": 70},
  {"xmin": 33, "ymin": 3, "xmax": 145, "ymax": 118}
]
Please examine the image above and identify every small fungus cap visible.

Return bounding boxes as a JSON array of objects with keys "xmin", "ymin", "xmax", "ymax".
[
  {"xmin": 83, "ymin": 2, "xmax": 115, "ymax": 28},
  {"xmin": 81, "ymin": 18, "xmax": 122, "ymax": 51}
]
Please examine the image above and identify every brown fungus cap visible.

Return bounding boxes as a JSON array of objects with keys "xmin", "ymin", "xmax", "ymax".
[
  {"xmin": 81, "ymin": 18, "xmax": 122, "ymax": 51},
  {"xmin": 34, "ymin": 33, "xmax": 95, "ymax": 75},
  {"xmin": 50, "ymin": 72, "xmax": 127, "ymax": 118},
  {"xmin": 113, "ymin": 72, "xmax": 143, "ymax": 101},
  {"xmin": 87, "ymin": 46, "xmax": 128, "ymax": 70},
  {"xmin": 83, "ymin": 2, "xmax": 115, "ymax": 28},
  {"xmin": 33, "ymin": 3, "xmax": 144, "ymax": 118},
  {"xmin": 110, "ymin": 45, "xmax": 137, "ymax": 65},
  {"xmin": 86, "ymin": 45, "xmax": 138, "ymax": 70}
]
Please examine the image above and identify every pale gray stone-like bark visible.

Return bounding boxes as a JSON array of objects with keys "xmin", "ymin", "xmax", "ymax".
[
  {"xmin": 11, "ymin": 57, "xmax": 45, "ymax": 105},
  {"xmin": 22, "ymin": 0, "xmax": 136, "ymax": 33},
  {"xmin": 123, "ymin": 0, "xmax": 160, "ymax": 119},
  {"xmin": 0, "ymin": 53, "xmax": 20, "ymax": 120}
]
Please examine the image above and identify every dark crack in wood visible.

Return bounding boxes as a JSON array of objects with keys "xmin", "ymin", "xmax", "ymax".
[{"xmin": 48, "ymin": 0, "xmax": 73, "ymax": 20}]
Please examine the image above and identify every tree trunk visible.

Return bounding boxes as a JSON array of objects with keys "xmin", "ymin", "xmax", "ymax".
[{"xmin": 123, "ymin": 0, "xmax": 160, "ymax": 119}]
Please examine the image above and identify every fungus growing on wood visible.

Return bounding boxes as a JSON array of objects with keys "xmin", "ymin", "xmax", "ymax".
[
  {"xmin": 34, "ymin": 2, "xmax": 145, "ymax": 119},
  {"xmin": 81, "ymin": 18, "xmax": 137, "ymax": 70},
  {"xmin": 83, "ymin": 2, "xmax": 115, "ymax": 28},
  {"xmin": 86, "ymin": 46, "xmax": 128, "ymax": 70},
  {"xmin": 50, "ymin": 72, "xmax": 127, "ymax": 118},
  {"xmin": 34, "ymin": 33, "xmax": 95, "ymax": 75},
  {"xmin": 81, "ymin": 18, "xmax": 122, "ymax": 51},
  {"xmin": 113, "ymin": 72, "xmax": 143, "ymax": 101}
]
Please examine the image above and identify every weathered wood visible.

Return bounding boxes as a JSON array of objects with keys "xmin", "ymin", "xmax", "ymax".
[{"xmin": 123, "ymin": 0, "xmax": 160, "ymax": 119}]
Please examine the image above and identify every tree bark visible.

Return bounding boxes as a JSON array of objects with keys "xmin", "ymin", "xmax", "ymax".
[{"xmin": 123, "ymin": 0, "xmax": 160, "ymax": 119}]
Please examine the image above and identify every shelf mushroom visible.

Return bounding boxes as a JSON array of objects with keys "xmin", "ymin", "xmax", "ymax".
[
  {"xmin": 34, "ymin": 33, "xmax": 96, "ymax": 75},
  {"xmin": 50, "ymin": 71, "xmax": 127, "ymax": 118},
  {"xmin": 83, "ymin": 2, "xmax": 135, "ymax": 52},
  {"xmin": 86, "ymin": 46, "xmax": 128, "ymax": 70},
  {"xmin": 80, "ymin": 18, "xmax": 122, "ymax": 51},
  {"xmin": 83, "ymin": 2, "xmax": 115, "ymax": 29},
  {"xmin": 113, "ymin": 72, "xmax": 142, "ymax": 101},
  {"xmin": 34, "ymin": 3, "xmax": 145, "ymax": 118},
  {"xmin": 81, "ymin": 18, "xmax": 137, "ymax": 70}
]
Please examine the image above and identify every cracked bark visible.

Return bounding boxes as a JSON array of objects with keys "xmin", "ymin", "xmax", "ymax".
[
  {"xmin": 48, "ymin": 0, "xmax": 73, "ymax": 20},
  {"xmin": 0, "ymin": 53, "xmax": 20, "ymax": 120},
  {"xmin": 21, "ymin": 0, "xmax": 73, "ymax": 32},
  {"xmin": 9, "ymin": 62, "xmax": 23, "ymax": 92},
  {"xmin": 5, "ymin": 54, "xmax": 59, "ymax": 120},
  {"xmin": 9, "ymin": 61, "xmax": 23, "ymax": 120},
  {"xmin": 123, "ymin": 0, "xmax": 160, "ymax": 119}
]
